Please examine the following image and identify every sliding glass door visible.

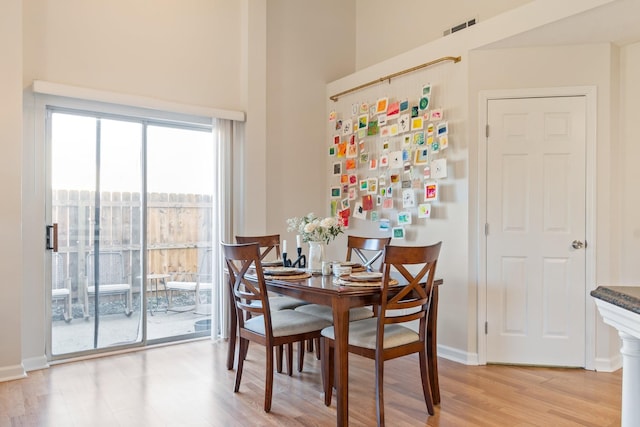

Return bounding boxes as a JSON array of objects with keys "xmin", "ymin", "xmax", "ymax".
[{"xmin": 49, "ymin": 107, "xmax": 216, "ymax": 358}]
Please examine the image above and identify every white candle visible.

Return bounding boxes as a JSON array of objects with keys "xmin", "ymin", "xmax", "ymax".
[
  {"xmin": 282, "ymin": 240, "xmax": 287, "ymax": 253},
  {"xmin": 296, "ymin": 235, "xmax": 301, "ymax": 248}
]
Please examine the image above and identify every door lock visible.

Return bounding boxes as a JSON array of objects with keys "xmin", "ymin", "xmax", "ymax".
[{"xmin": 571, "ymin": 240, "xmax": 585, "ymax": 249}]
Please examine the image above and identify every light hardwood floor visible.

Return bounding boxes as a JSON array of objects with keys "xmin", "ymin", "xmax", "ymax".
[{"xmin": 0, "ymin": 339, "xmax": 621, "ymax": 426}]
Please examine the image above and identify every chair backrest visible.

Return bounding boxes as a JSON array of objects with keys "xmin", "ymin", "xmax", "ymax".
[
  {"xmin": 235, "ymin": 234, "xmax": 281, "ymax": 261},
  {"xmin": 379, "ymin": 242, "xmax": 442, "ymax": 334},
  {"xmin": 345, "ymin": 235, "xmax": 392, "ymax": 272},
  {"xmin": 86, "ymin": 252, "xmax": 126, "ymax": 285},
  {"xmin": 222, "ymin": 242, "xmax": 272, "ymax": 333}
]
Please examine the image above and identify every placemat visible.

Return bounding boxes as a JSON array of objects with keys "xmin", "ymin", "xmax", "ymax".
[
  {"xmin": 264, "ymin": 272, "xmax": 312, "ymax": 280},
  {"xmin": 333, "ymin": 278, "xmax": 399, "ymax": 287}
]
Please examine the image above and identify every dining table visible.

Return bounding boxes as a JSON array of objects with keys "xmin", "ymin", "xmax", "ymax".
[{"xmin": 226, "ymin": 268, "xmax": 443, "ymax": 427}]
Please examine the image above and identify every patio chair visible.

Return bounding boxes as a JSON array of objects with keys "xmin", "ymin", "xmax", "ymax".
[
  {"xmin": 84, "ymin": 252, "xmax": 133, "ymax": 319},
  {"xmin": 165, "ymin": 249, "xmax": 213, "ymax": 314},
  {"xmin": 320, "ymin": 242, "xmax": 442, "ymax": 427},
  {"xmin": 221, "ymin": 242, "xmax": 332, "ymax": 412},
  {"xmin": 52, "ymin": 253, "xmax": 72, "ymax": 323}
]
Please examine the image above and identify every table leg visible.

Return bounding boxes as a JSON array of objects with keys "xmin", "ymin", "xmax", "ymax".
[{"xmin": 332, "ymin": 297, "xmax": 351, "ymax": 427}]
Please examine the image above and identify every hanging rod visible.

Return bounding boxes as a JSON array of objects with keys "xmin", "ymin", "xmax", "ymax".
[{"xmin": 329, "ymin": 55, "xmax": 462, "ymax": 102}]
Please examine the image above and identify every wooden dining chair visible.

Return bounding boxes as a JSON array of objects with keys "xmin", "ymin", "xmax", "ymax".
[
  {"xmin": 221, "ymin": 242, "xmax": 332, "ymax": 413},
  {"xmin": 295, "ymin": 235, "xmax": 391, "ymax": 360},
  {"xmin": 320, "ymin": 242, "xmax": 442, "ymax": 427},
  {"xmin": 234, "ymin": 234, "xmax": 309, "ymax": 373},
  {"xmin": 345, "ymin": 235, "xmax": 391, "ymax": 272}
]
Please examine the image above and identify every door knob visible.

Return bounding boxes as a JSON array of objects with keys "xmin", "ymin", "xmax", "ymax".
[{"xmin": 571, "ymin": 240, "xmax": 585, "ymax": 249}]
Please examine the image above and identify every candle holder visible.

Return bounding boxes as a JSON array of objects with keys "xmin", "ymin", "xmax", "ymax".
[{"xmin": 283, "ymin": 247, "xmax": 306, "ymax": 268}]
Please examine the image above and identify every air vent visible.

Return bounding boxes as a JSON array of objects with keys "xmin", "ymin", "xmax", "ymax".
[{"xmin": 443, "ymin": 17, "xmax": 477, "ymax": 37}]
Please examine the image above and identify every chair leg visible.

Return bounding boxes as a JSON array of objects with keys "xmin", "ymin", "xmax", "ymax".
[
  {"xmin": 276, "ymin": 345, "xmax": 283, "ymax": 373},
  {"xmin": 297, "ymin": 341, "xmax": 305, "ymax": 372},
  {"xmin": 375, "ymin": 353, "xmax": 385, "ymax": 427},
  {"xmin": 125, "ymin": 289, "xmax": 133, "ymax": 316},
  {"xmin": 315, "ymin": 337, "xmax": 321, "ymax": 360},
  {"xmin": 286, "ymin": 343, "xmax": 293, "ymax": 376},
  {"xmin": 234, "ymin": 338, "xmax": 248, "ymax": 393},
  {"xmin": 64, "ymin": 295, "xmax": 72, "ymax": 323},
  {"xmin": 321, "ymin": 337, "xmax": 334, "ymax": 406},
  {"xmin": 418, "ymin": 348, "xmax": 435, "ymax": 415},
  {"xmin": 264, "ymin": 345, "xmax": 274, "ymax": 412}
]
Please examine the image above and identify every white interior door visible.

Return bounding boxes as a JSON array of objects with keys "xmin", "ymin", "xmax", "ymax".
[{"xmin": 486, "ymin": 96, "xmax": 586, "ymax": 367}]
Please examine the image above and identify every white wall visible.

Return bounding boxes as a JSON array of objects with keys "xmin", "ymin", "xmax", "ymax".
[
  {"xmin": 265, "ymin": 0, "xmax": 356, "ymax": 239},
  {"xmin": 354, "ymin": 0, "xmax": 532, "ymax": 70},
  {"xmin": 0, "ymin": 0, "xmax": 25, "ymax": 381},
  {"xmin": 329, "ymin": 0, "xmax": 630, "ymax": 366}
]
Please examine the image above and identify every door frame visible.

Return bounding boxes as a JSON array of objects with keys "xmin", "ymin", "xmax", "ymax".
[{"xmin": 477, "ymin": 86, "xmax": 597, "ymax": 369}]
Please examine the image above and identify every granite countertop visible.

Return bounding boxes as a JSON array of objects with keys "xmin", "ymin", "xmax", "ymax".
[{"xmin": 591, "ymin": 286, "xmax": 640, "ymax": 315}]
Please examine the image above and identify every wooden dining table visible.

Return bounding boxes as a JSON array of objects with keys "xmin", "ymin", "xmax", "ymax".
[{"xmin": 226, "ymin": 271, "xmax": 443, "ymax": 427}]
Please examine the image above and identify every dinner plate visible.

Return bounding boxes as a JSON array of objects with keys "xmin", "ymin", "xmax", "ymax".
[
  {"xmin": 263, "ymin": 267, "xmax": 302, "ymax": 276},
  {"xmin": 261, "ymin": 259, "xmax": 283, "ymax": 267},
  {"xmin": 340, "ymin": 261, "xmax": 362, "ymax": 268},
  {"xmin": 349, "ymin": 272, "xmax": 383, "ymax": 282}
]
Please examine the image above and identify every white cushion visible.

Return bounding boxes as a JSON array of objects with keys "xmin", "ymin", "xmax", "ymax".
[
  {"xmin": 321, "ymin": 317, "xmax": 419, "ymax": 349},
  {"xmin": 87, "ymin": 284, "xmax": 130, "ymax": 294},
  {"xmin": 52, "ymin": 288, "xmax": 70, "ymax": 298},
  {"xmin": 166, "ymin": 281, "xmax": 213, "ymax": 291},
  {"xmin": 244, "ymin": 310, "xmax": 332, "ymax": 337},
  {"xmin": 250, "ymin": 296, "xmax": 309, "ymax": 311},
  {"xmin": 295, "ymin": 304, "xmax": 373, "ymax": 322}
]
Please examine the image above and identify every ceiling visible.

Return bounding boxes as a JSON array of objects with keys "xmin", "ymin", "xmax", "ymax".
[{"xmin": 483, "ymin": 0, "xmax": 640, "ymax": 49}]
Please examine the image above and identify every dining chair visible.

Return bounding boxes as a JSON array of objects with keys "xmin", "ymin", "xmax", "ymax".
[
  {"xmin": 83, "ymin": 252, "xmax": 133, "ymax": 319},
  {"xmin": 345, "ymin": 235, "xmax": 392, "ymax": 272},
  {"xmin": 221, "ymin": 242, "xmax": 332, "ymax": 413},
  {"xmin": 320, "ymin": 242, "xmax": 442, "ymax": 427},
  {"xmin": 235, "ymin": 234, "xmax": 309, "ymax": 374},
  {"xmin": 294, "ymin": 235, "xmax": 391, "ymax": 360}
]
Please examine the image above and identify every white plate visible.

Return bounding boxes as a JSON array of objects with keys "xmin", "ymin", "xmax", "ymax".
[
  {"xmin": 349, "ymin": 272, "xmax": 383, "ymax": 282},
  {"xmin": 261, "ymin": 259, "xmax": 283, "ymax": 267}
]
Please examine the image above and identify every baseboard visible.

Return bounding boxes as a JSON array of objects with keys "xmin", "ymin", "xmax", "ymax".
[
  {"xmin": 0, "ymin": 363, "xmax": 26, "ymax": 383},
  {"xmin": 22, "ymin": 355, "xmax": 49, "ymax": 372},
  {"xmin": 438, "ymin": 343, "xmax": 479, "ymax": 365},
  {"xmin": 594, "ymin": 354, "xmax": 622, "ymax": 372}
]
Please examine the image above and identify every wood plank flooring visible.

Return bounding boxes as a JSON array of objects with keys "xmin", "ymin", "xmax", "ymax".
[{"xmin": 0, "ymin": 339, "xmax": 621, "ymax": 426}]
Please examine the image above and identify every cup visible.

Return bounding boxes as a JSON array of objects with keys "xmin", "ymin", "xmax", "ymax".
[
  {"xmin": 333, "ymin": 263, "xmax": 352, "ymax": 277},
  {"xmin": 321, "ymin": 261, "xmax": 332, "ymax": 276}
]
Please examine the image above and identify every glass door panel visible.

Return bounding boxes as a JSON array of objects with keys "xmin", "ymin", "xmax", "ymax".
[
  {"xmin": 50, "ymin": 111, "xmax": 144, "ymax": 356},
  {"xmin": 145, "ymin": 124, "xmax": 214, "ymax": 341}
]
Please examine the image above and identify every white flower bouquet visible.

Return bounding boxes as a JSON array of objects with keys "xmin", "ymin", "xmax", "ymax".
[{"xmin": 286, "ymin": 212, "xmax": 344, "ymax": 245}]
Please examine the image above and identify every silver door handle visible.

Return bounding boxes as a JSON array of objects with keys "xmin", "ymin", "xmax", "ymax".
[{"xmin": 571, "ymin": 240, "xmax": 585, "ymax": 249}]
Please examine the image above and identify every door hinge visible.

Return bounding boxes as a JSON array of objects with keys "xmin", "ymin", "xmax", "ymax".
[
  {"xmin": 485, "ymin": 124, "xmax": 489, "ymax": 138},
  {"xmin": 485, "ymin": 321, "xmax": 488, "ymax": 334},
  {"xmin": 484, "ymin": 223, "xmax": 489, "ymax": 236}
]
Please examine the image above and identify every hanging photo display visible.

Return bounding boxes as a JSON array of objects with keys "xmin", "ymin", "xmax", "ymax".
[{"xmin": 328, "ymin": 77, "xmax": 451, "ymax": 237}]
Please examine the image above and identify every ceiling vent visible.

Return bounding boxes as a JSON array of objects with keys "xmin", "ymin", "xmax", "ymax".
[{"xmin": 443, "ymin": 17, "xmax": 477, "ymax": 36}]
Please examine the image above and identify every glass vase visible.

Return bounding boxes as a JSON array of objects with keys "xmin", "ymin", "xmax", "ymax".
[{"xmin": 307, "ymin": 241, "xmax": 325, "ymax": 273}]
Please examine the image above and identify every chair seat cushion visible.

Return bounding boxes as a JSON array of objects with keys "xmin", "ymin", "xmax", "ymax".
[
  {"xmin": 166, "ymin": 281, "xmax": 213, "ymax": 291},
  {"xmin": 87, "ymin": 284, "xmax": 130, "ymax": 294},
  {"xmin": 245, "ymin": 310, "xmax": 332, "ymax": 337},
  {"xmin": 321, "ymin": 317, "xmax": 418, "ymax": 349},
  {"xmin": 250, "ymin": 296, "xmax": 309, "ymax": 311},
  {"xmin": 295, "ymin": 304, "xmax": 373, "ymax": 322},
  {"xmin": 52, "ymin": 288, "xmax": 70, "ymax": 298}
]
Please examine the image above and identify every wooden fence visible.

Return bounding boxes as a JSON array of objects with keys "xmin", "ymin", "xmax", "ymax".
[{"xmin": 53, "ymin": 189, "xmax": 213, "ymax": 304}]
